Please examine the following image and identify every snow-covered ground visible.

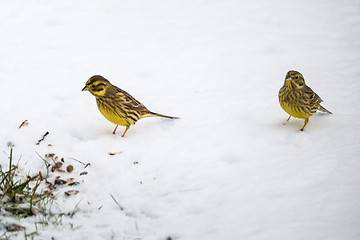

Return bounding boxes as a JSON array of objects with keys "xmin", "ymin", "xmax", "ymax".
[{"xmin": 1, "ymin": 0, "xmax": 360, "ymax": 239}]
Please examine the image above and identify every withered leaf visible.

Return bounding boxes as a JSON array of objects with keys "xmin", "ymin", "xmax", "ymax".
[
  {"xmin": 45, "ymin": 153, "xmax": 55, "ymax": 158},
  {"xmin": 65, "ymin": 190, "xmax": 79, "ymax": 197},
  {"xmin": 108, "ymin": 151, "xmax": 123, "ymax": 156},
  {"xmin": 51, "ymin": 162, "xmax": 63, "ymax": 172},
  {"xmin": 36, "ymin": 131, "xmax": 49, "ymax": 145},
  {"xmin": 5, "ymin": 223, "xmax": 25, "ymax": 232},
  {"xmin": 54, "ymin": 179, "xmax": 67, "ymax": 185},
  {"xmin": 68, "ymin": 181, "xmax": 80, "ymax": 186},
  {"xmin": 66, "ymin": 165, "xmax": 74, "ymax": 173},
  {"xmin": 19, "ymin": 120, "xmax": 29, "ymax": 129},
  {"xmin": 55, "ymin": 162, "xmax": 63, "ymax": 169}
]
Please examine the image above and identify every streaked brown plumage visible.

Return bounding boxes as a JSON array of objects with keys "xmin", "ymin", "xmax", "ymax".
[
  {"xmin": 278, "ymin": 70, "xmax": 332, "ymax": 131},
  {"xmin": 82, "ymin": 75, "xmax": 179, "ymax": 137}
]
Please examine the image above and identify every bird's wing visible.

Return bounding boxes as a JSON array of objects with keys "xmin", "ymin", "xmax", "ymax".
[
  {"xmin": 112, "ymin": 86, "xmax": 148, "ymax": 111},
  {"xmin": 303, "ymin": 85, "xmax": 323, "ymax": 105}
]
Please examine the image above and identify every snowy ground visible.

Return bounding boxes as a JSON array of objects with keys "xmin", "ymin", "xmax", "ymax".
[{"xmin": 1, "ymin": 0, "xmax": 360, "ymax": 239}]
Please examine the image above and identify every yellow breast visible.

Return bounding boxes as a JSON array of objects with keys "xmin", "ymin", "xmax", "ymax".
[
  {"xmin": 279, "ymin": 86, "xmax": 314, "ymax": 120},
  {"xmin": 98, "ymin": 106, "xmax": 131, "ymax": 126},
  {"xmin": 96, "ymin": 98, "xmax": 136, "ymax": 127},
  {"xmin": 280, "ymin": 101, "xmax": 312, "ymax": 119}
]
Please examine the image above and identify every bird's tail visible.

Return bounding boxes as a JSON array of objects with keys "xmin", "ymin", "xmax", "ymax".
[
  {"xmin": 319, "ymin": 105, "xmax": 332, "ymax": 114},
  {"xmin": 141, "ymin": 111, "xmax": 180, "ymax": 119}
]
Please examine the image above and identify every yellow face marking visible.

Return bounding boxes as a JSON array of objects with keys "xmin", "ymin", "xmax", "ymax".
[
  {"xmin": 88, "ymin": 81, "xmax": 107, "ymax": 97},
  {"xmin": 83, "ymin": 77, "xmax": 109, "ymax": 97},
  {"xmin": 284, "ymin": 71, "xmax": 305, "ymax": 90}
]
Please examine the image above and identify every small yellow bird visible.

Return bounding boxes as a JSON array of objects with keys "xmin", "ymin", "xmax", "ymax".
[
  {"xmin": 82, "ymin": 75, "xmax": 179, "ymax": 137},
  {"xmin": 278, "ymin": 70, "xmax": 332, "ymax": 131}
]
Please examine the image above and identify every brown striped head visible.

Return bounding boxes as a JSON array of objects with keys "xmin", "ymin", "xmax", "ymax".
[
  {"xmin": 284, "ymin": 70, "xmax": 306, "ymax": 89},
  {"xmin": 82, "ymin": 75, "xmax": 111, "ymax": 97}
]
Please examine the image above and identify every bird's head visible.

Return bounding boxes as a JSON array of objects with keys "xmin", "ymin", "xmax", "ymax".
[
  {"xmin": 82, "ymin": 75, "xmax": 111, "ymax": 97},
  {"xmin": 284, "ymin": 70, "xmax": 305, "ymax": 89}
]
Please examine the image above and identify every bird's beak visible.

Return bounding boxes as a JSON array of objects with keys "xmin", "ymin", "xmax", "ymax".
[
  {"xmin": 285, "ymin": 77, "xmax": 292, "ymax": 81},
  {"xmin": 82, "ymin": 86, "xmax": 89, "ymax": 91}
]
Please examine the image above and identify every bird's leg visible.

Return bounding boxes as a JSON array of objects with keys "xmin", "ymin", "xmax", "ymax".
[
  {"xmin": 121, "ymin": 126, "xmax": 130, "ymax": 137},
  {"xmin": 300, "ymin": 118, "xmax": 309, "ymax": 131},
  {"xmin": 113, "ymin": 125, "xmax": 119, "ymax": 134},
  {"xmin": 283, "ymin": 116, "xmax": 291, "ymax": 125}
]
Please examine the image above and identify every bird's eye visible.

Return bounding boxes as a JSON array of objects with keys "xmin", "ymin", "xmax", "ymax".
[
  {"xmin": 295, "ymin": 76, "xmax": 299, "ymax": 79},
  {"xmin": 91, "ymin": 84, "xmax": 96, "ymax": 88}
]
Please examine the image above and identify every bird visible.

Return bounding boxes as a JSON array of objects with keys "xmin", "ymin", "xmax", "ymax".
[
  {"xmin": 82, "ymin": 75, "xmax": 179, "ymax": 137},
  {"xmin": 278, "ymin": 70, "xmax": 332, "ymax": 131}
]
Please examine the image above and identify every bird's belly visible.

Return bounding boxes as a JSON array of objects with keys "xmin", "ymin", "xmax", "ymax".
[
  {"xmin": 280, "ymin": 102, "xmax": 312, "ymax": 119},
  {"xmin": 98, "ymin": 106, "xmax": 131, "ymax": 126}
]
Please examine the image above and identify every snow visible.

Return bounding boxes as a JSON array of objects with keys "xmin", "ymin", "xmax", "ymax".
[{"xmin": 1, "ymin": 0, "xmax": 360, "ymax": 239}]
